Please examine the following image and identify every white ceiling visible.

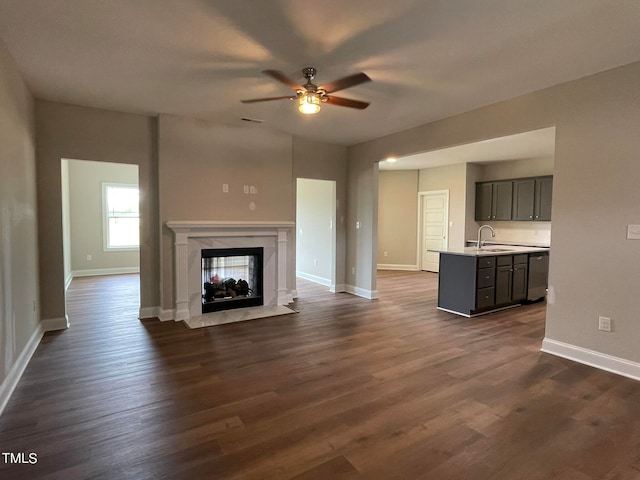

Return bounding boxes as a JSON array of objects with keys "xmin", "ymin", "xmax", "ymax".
[{"xmin": 0, "ymin": 0, "xmax": 639, "ymax": 146}]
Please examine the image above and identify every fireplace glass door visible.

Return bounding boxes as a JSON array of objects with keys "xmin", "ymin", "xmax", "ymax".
[{"xmin": 201, "ymin": 247, "xmax": 263, "ymax": 313}]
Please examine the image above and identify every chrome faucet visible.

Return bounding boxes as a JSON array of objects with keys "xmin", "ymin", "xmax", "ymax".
[{"xmin": 477, "ymin": 225, "xmax": 495, "ymax": 249}]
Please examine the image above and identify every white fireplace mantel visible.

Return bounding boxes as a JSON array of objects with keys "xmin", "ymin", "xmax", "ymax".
[{"xmin": 166, "ymin": 221, "xmax": 295, "ymax": 321}]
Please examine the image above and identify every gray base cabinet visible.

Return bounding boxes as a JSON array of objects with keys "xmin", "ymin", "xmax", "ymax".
[{"xmin": 438, "ymin": 252, "xmax": 533, "ymax": 317}]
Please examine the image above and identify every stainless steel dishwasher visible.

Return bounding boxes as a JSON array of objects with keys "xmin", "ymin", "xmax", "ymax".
[{"xmin": 527, "ymin": 252, "xmax": 549, "ymax": 302}]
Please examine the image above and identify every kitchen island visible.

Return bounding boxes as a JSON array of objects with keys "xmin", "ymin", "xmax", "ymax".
[{"xmin": 435, "ymin": 245, "xmax": 549, "ymax": 317}]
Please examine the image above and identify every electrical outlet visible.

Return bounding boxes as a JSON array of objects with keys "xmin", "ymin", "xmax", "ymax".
[
  {"xmin": 598, "ymin": 316, "xmax": 612, "ymax": 332},
  {"xmin": 351, "ymin": 267, "xmax": 356, "ymax": 275},
  {"xmin": 243, "ymin": 185, "xmax": 249, "ymax": 194},
  {"xmin": 222, "ymin": 183, "xmax": 229, "ymax": 193},
  {"xmin": 313, "ymin": 259, "xmax": 318, "ymax": 266},
  {"xmin": 383, "ymin": 251, "xmax": 388, "ymax": 257},
  {"xmin": 87, "ymin": 254, "xmax": 92, "ymax": 261}
]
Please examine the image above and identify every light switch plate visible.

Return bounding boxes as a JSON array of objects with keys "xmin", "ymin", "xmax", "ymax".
[
  {"xmin": 627, "ymin": 224, "xmax": 640, "ymax": 240},
  {"xmin": 598, "ymin": 316, "xmax": 612, "ymax": 332}
]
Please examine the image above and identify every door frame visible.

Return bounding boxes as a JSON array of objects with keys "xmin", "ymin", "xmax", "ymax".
[{"xmin": 417, "ymin": 189, "xmax": 449, "ymax": 272}]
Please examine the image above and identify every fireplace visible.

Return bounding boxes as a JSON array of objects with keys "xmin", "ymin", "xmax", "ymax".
[
  {"xmin": 166, "ymin": 221, "xmax": 295, "ymax": 321},
  {"xmin": 201, "ymin": 247, "xmax": 263, "ymax": 313}
]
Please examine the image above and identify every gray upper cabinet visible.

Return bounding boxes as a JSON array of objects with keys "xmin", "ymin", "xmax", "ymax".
[
  {"xmin": 534, "ymin": 176, "xmax": 553, "ymax": 221},
  {"xmin": 475, "ymin": 183, "xmax": 493, "ymax": 221},
  {"xmin": 475, "ymin": 181, "xmax": 513, "ymax": 221},
  {"xmin": 512, "ymin": 179, "xmax": 535, "ymax": 220},
  {"xmin": 477, "ymin": 176, "xmax": 552, "ymax": 222},
  {"xmin": 492, "ymin": 181, "xmax": 513, "ymax": 220}
]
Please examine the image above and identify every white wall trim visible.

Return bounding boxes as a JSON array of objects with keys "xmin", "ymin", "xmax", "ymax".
[
  {"xmin": 64, "ymin": 273, "xmax": 73, "ymax": 291},
  {"xmin": 0, "ymin": 325, "xmax": 43, "ymax": 416},
  {"xmin": 139, "ymin": 306, "xmax": 162, "ymax": 320},
  {"xmin": 140, "ymin": 307, "xmax": 175, "ymax": 321},
  {"xmin": 345, "ymin": 285, "xmax": 379, "ymax": 300},
  {"xmin": 296, "ymin": 271, "xmax": 331, "ymax": 287},
  {"xmin": 541, "ymin": 338, "xmax": 640, "ymax": 382},
  {"xmin": 72, "ymin": 266, "xmax": 140, "ymax": 278},
  {"xmin": 377, "ymin": 264, "xmax": 419, "ymax": 271},
  {"xmin": 41, "ymin": 316, "xmax": 70, "ymax": 331},
  {"xmin": 330, "ymin": 284, "xmax": 347, "ymax": 293},
  {"xmin": 0, "ymin": 314, "xmax": 73, "ymax": 416}
]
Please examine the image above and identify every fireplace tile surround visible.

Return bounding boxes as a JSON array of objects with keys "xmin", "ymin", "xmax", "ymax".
[{"xmin": 166, "ymin": 221, "xmax": 295, "ymax": 323}]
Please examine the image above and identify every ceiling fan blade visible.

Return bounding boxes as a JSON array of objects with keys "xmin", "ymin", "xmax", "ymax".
[
  {"xmin": 320, "ymin": 72, "xmax": 371, "ymax": 94},
  {"xmin": 241, "ymin": 95, "xmax": 296, "ymax": 104},
  {"xmin": 262, "ymin": 70, "xmax": 303, "ymax": 90},
  {"xmin": 325, "ymin": 96, "xmax": 370, "ymax": 110}
]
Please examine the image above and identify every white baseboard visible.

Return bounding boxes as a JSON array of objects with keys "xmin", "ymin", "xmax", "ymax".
[
  {"xmin": 291, "ymin": 289, "xmax": 298, "ymax": 299},
  {"xmin": 139, "ymin": 306, "xmax": 162, "ymax": 319},
  {"xmin": 541, "ymin": 338, "xmax": 640, "ymax": 382},
  {"xmin": 159, "ymin": 309, "xmax": 175, "ymax": 321},
  {"xmin": 41, "ymin": 315, "xmax": 70, "ymax": 331},
  {"xmin": 139, "ymin": 306, "xmax": 175, "ymax": 321},
  {"xmin": 330, "ymin": 284, "xmax": 346, "ymax": 293},
  {"xmin": 377, "ymin": 264, "xmax": 419, "ymax": 271},
  {"xmin": 0, "ymin": 325, "xmax": 43, "ymax": 417},
  {"xmin": 345, "ymin": 285, "xmax": 379, "ymax": 300},
  {"xmin": 296, "ymin": 271, "xmax": 331, "ymax": 287},
  {"xmin": 72, "ymin": 266, "xmax": 140, "ymax": 278}
]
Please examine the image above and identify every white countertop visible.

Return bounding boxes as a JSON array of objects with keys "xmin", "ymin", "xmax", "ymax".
[
  {"xmin": 466, "ymin": 239, "xmax": 550, "ymax": 248},
  {"xmin": 433, "ymin": 245, "xmax": 550, "ymax": 257}
]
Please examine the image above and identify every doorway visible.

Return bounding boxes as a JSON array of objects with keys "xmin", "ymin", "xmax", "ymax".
[
  {"xmin": 419, "ymin": 190, "xmax": 449, "ymax": 273},
  {"xmin": 61, "ymin": 159, "xmax": 140, "ymax": 312},
  {"xmin": 295, "ymin": 178, "xmax": 337, "ymax": 291}
]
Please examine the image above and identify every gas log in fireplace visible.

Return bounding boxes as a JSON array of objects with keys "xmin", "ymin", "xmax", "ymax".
[{"xmin": 201, "ymin": 247, "xmax": 264, "ymax": 313}]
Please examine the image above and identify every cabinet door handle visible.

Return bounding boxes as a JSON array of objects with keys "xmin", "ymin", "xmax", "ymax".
[{"xmin": 529, "ymin": 215, "xmax": 533, "ymax": 219}]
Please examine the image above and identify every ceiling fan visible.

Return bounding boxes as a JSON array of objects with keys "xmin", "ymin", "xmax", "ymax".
[{"xmin": 241, "ymin": 67, "xmax": 371, "ymax": 115}]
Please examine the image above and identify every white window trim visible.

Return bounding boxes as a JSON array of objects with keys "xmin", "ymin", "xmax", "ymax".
[{"xmin": 102, "ymin": 182, "xmax": 140, "ymax": 252}]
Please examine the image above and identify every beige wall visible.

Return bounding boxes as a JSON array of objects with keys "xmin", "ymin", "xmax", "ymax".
[
  {"xmin": 347, "ymin": 61, "xmax": 640, "ymax": 364},
  {"xmin": 66, "ymin": 159, "xmax": 139, "ymax": 274},
  {"xmin": 377, "ymin": 170, "xmax": 418, "ymax": 267},
  {"xmin": 35, "ymin": 101, "xmax": 159, "ymax": 321},
  {"xmin": 478, "ymin": 156, "xmax": 554, "ymax": 181},
  {"xmin": 0, "ymin": 42, "xmax": 37, "ymax": 390}
]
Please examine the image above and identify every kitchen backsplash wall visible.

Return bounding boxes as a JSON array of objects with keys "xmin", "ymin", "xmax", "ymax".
[{"xmin": 478, "ymin": 221, "xmax": 551, "ymax": 246}]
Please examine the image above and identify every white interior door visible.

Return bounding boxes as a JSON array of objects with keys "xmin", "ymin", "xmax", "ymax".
[{"xmin": 420, "ymin": 191, "xmax": 449, "ymax": 272}]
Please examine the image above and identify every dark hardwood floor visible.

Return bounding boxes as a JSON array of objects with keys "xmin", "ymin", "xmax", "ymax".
[{"xmin": 1, "ymin": 271, "xmax": 640, "ymax": 479}]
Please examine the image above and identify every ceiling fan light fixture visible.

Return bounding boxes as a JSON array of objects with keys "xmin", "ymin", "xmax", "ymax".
[{"xmin": 298, "ymin": 92, "xmax": 321, "ymax": 115}]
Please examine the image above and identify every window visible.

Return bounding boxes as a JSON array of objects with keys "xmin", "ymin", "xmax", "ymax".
[{"xmin": 103, "ymin": 183, "xmax": 139, "ymax": 250}]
